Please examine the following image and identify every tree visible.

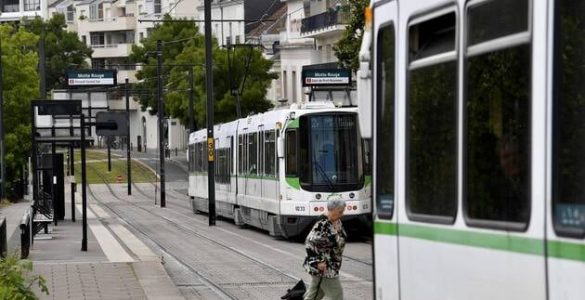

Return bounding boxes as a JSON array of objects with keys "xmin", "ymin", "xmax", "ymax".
[
  {"xmin": 0, "ymin": 24, "xmax": 40, "ymax": 197},
  {"xmin": 166, "ymin": 44, "xmax": 276, "ymax": 127},
  {"xmin": 130, "ymin": 15, "xmax": 202, "ymax": 114},
  {"xmin": 333, "ymin": 0, "xmax": 368, "ymax": 72},
  {"xmin": 22, "ymin": 14, "xmax": 93, "ymax": 91},
  {"xmin": 130, "ymin": 15, "xmax": 276, "ymax": 127}
]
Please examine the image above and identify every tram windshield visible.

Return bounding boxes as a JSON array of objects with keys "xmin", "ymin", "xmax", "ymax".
[{"xmin": 298, "ymin": 113, "xmax": 363, "ymax": 192}]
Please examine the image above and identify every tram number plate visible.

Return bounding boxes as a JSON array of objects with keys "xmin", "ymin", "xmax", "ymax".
[
  {"xmin": 295, "ymin": 206, "xmax": 306, "ymax": 212},
  {"xmin": 207, "ymin": 138, "xmax": 215, "ymax": 162}
]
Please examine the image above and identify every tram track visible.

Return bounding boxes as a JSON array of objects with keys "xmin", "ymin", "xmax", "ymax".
[
  {"xmin": 132, "ymin": 178, "xmax": 373, "ymax": 268},
  {"xmin": 85, "ymin": 163, "xmax": 300, "ymax": 299}
]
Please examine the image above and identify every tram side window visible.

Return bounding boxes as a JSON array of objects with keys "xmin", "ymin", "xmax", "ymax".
[
  {"xmin": 238, "ymin": 135, "xmax": 243, "ymax": 174},
  {"xmin": 265, "ymin": 131, "xmax": 276, "ymax": 177},
  {"xmin": 376, "ymin": 24, "xmax": 395, "ymax": 220},
  {"xmin": 286, "ymin": 130, "xmax": 298, "ymax": 176},
  {"xmin": 407, "ymin": 12, "xmax": 457, "ymax": 222},
  {"xmin": 552, "ymin": 0, "xmax": 585, "ymax": 238},
  {"xmin": 188, "ymin": 144, "xmax": 194, "ymax": 172},
  {"xmin": 195, "ymin": 143, "xmax": 202, "ymax": 172},
  {"xmin": 465, "ymin": 0, "xmax": 531, "ymax": 228},
  {"xmin": 249, "ymin": 133, "xmax": 258, "ymax": 175},
  {"xmin": 259, "ymin": 132, "xmax": 264, "ymax": 175}
]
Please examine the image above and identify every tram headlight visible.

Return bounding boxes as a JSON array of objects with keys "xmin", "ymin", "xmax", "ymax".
[
  {"xmin": 315, "ymin": 193, "xmax": 322, "ymax": 200},
  {"xmin": 349, "ymin": 192, "xmax": 355, "ymax": 199}
]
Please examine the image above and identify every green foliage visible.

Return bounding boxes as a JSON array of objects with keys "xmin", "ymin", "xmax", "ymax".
[
  {"xmin": 131, "ymin": 15, "xmax": 275, "ymax": 127},
  {"xmin": 0, "ymin": 24, "xmax": 39, "ymax": 194},
  {"xmin": 333, "ymin": 0, "xmax": 368, "ymax": 72},
  {"xmin": 22, "ymin": 14, "xmax": 93, "ymax": 91},
  {"xmin": 0, "ymin": 254, "xmax": 48, "ymax": 299},
  {"xmin": 130, "ymin": 15, "xmax": 202, "ymax": 114}
]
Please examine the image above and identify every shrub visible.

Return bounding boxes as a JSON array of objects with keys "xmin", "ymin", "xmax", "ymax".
[{"xmin": 0, "ymin": 254, "xmax": 48, "ymax": 299}]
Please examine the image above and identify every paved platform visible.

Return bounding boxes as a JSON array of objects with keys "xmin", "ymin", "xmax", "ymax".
[{"xmin": 24, "ymin": 180, "xmax": 185, "ymax": 300}]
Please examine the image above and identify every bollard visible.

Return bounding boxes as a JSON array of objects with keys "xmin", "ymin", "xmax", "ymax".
[
  {"xmin": 20, "ymin": 209, "xmax": 31, "ymax": 259},
  {"xmin": 175, "ymin": 148, "xmax": 178, "ymax": 156},
  {"xmin": 0, "ymin": 217, "xmax": 6, "ymax": 258}
]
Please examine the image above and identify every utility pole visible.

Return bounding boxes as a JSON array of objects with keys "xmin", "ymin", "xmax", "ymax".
[
  {"xmin": 204, "ymin": 0, "xmax": 216, "ymax": 226},
  {"xmin": 126, "ymin": 78, "xmax": 132, "ymax": 195},
  {"xmin": 189, "ymin": 68, "xmax": 195, "ymax": 133},
  {"xmin": 39, "ymin": 27, "xmax": 46, "ymax": 99},
  {"xmin": 107, "ymin": 139, "xmax": 111, "ymax": 172},
  {"xmin": 80, "ymin": 114, "xmax": 87, "ymax": 251},
  {"xmin": 0, "ymin": 33, "xmax": 4, "ymax": 201},
  {"xmin": 157, "ymin": 40, "xmax": 166, "ymax": 208}
]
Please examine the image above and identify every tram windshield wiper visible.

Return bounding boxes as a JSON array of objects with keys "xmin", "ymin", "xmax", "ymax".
[{"xmin": 312, "ymin": 160, "xmax": 335, "ymax": 190}]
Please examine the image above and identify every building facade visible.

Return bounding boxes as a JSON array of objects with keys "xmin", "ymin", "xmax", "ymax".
[{"xmin": 47, "ymin": 0, "xmax": 201, "ymax": 152}]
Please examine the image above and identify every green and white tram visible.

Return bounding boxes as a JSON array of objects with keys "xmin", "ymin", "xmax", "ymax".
[
  {"xmin": 188, "ymin": 102, "xmax": 372, "ymax": 238},
  {"xmin": 358, "ymin": 0, "xmax": 585, "ymax": 299}
]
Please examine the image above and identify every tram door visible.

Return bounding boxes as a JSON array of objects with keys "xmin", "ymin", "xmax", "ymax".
[{"xmin": 372, "ymin": 1, "xmax": 400, "ymax": 299}]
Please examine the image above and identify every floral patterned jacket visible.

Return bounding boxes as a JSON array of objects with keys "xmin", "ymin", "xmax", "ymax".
[{"xmin": 303, "ymin": 215, "xmax": 347, "ymax": 278}]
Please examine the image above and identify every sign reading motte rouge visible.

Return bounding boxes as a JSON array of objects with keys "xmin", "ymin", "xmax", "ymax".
[
  {"xmin": 302, "ymin": 69, "xmax": 351, "ymax": 86},
  {"xmin": 67, "ymin": 70, "xmax": 117, "ymax": 87}
]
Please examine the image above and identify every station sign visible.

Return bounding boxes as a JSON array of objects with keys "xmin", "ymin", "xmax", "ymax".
[
  {"xmin": 302, "ymin": 69, "xmax": 351, "ymax": 86},
  {"xmin": 67, "ymin": 70, "xmax": 117, "ymax": 87}
]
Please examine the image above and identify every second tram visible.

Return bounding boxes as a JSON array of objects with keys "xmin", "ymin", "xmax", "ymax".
[{"xmin": 188, "ymin": 101, "xmax": 371, "ymax": 238}]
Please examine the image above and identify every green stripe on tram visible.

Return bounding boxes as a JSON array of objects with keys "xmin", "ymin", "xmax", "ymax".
[
  {"xmin": 374, "ymin": 222, "xmax": 585, "ymax": 262},
  {"xmin": 286, "ymin": 177, "xmax": 301, "ymax": 190},
  {"xmin": 287, "ymin": 119, "xmax": 299, "ymax": 129},
  {"xmin": 364, "ymin": 176, "xmax": 372, "ymax": 187}
]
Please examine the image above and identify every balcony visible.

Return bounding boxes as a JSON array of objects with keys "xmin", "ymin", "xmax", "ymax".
[
  {"xmin": 78, "ymin": 16, "xmax": 137, "ymax": 32},
  {"xmin": 91, "ymin": 43, "xmax": 133, "ymax": 58},
  {"xmin": 300, "ymin": 8, "xmax": 349, "ymax": 39}
]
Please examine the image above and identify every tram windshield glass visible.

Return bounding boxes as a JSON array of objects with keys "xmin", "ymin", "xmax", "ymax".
[{"xmin": 298, "ymin": 113, "xmax": 363, "ymax": 192}]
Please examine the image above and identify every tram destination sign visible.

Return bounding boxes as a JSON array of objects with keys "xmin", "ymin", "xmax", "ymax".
[
  {"xmin": 302, "ymin": 69, "xmax": 351, "ymax": 86},
  {"xmin": 67, "ymin": 70, "xmax": 117, "ymax": 87}
]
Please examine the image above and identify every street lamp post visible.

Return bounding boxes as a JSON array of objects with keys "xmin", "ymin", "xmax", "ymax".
[
  {"xmin": 0, "ymin": 33, "xmax": 5, "ymax": 201},
  {"xmin": 204, "ymin": 0, "xmax": 216, "ymax": 226},
  {"xmin": 157, "ymin": 40, "xmax": 166, "ymax": 208}
]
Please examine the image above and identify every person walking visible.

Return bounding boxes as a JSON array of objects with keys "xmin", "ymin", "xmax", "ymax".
[{"xmin": 303, "ymin": 199, "xmax": 347, "ymax": 300}]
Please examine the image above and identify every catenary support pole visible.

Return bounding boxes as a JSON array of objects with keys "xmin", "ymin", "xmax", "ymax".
[
  {"xmin": 81, "ymin": 114, "xmax": 87, "ymax": 251},
  {"xmin": 204, "ymin": 0, "xmax": 216, "ymax": 226},
  {"xmin": 189, "ymin": 68, "xmax": 195, "ymax": 133},
  {"xmin": 157, "ymin": 40, "xmax": 166, "ymax": 208},
  {"xmin": 126, "ymin": 78, "xmax": 131, "ymax": 195}
]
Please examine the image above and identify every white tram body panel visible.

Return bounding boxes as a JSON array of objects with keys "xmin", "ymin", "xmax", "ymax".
[
  {"xmin": 362, "ymin": 0, "xmax": 585, "ymax": 299},
  {"xmin": 189, "ymin": 103, "xmax": 372, "ymax": 238}
]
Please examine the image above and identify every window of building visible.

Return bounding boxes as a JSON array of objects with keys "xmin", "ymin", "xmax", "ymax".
[
  {"xmin": 154, "ymin": 0, "xmax": 161, "ymax": 14},
  {"xmin": 1, "ymin": 0, "xmax": 18, "ymax": 12},
  {"xmin": 66, "ymin": 5, "xmax": 75, "ymax": 22},
  {"xmin": 552, "ymin": 0, "xmax": 585, "ymax": 238},
  {"xmin": 89, "ymin": 3, "xmax": 104, "ymax": 21},
  {"xmin": 407, "ymin": 11, "xmax": 457, "ymax": 223},
  {"xmin": 465, "ymin": 0, "xmax": 531, "ymax": 229},
  {"xmin": 376, "ymin": 24, "xmax": 395, "ymax": 220},
  {"xmin": 24, "ymin": 0, "xmax": 40, "ymax": 11}
]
